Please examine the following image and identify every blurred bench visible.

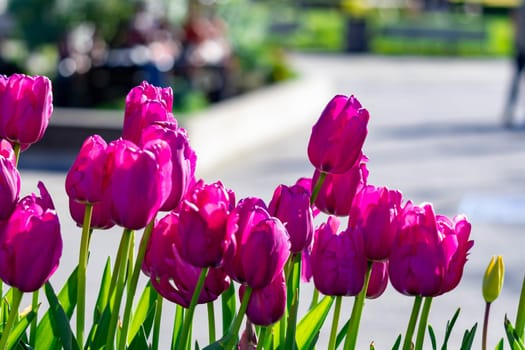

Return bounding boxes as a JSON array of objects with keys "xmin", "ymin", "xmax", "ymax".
[{"xmin": 380, "ymin": 24, "xmax": 487, "ymax": 51}]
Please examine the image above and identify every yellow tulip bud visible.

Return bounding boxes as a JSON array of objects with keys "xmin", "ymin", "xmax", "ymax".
[{"xmin": 483, "ymin": 255, "xmax": 504, "ymax": 303}]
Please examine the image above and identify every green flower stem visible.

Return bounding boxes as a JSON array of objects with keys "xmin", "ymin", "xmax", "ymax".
[
  {"xmin": 225, "ymin": 286, "xmax": 253, "ymax": 350},
  {"xmin": 208, "ymin": 302, "xmax": 216, "ymax": 343},
  {"xmin": 402, "ymin": 295, "xmax": 423, "ymax": 350},
  {"xmin": 105, "ymin": 228, "xmax": 133, "ymax": 350},
  {"xmin": 310, "ymin": 171, "xmax": 327, "ymax": 205},
  {"xmin": 328, "ymin": 296, "xmax": 343, "ymax": 350},
  {"xmin": 171, "ymin": 305, "xmax": 184, "ymax": 350},
  {"xmin": 77, "ymin": 203, "xmax": 93, "ymax": 347},
  {"xmin": 256, "ymin": 326, "xmax": 270, "ymax": 350},
  {"xmin": 180, "ymin": 267, "xmax": 210, "ymax": 350},
  {"xmin": 109, "ymin": 228, "xmax": 133, "ymax": 296},
  {"xmin": 13, "ymin": 142, "xmax": 20, "ymax": 167},
  {"xmin": 482, "ymin": 302, "xmax": 491, "ymax": 350},
  {"xmin": 29, "ymin": 290, "xmax": 39, "ymax": 346},
  {"xmin": 309, "ymin": 289, "xmax": 320, "ymax": 310},
  {"xmin": 415, "ymin": 297, "xmax": 433, "ymax": 350},
  {"xmin": 279, "ymin": 311, "xmax": 286, "ymax": 350},
  {"xmin": 285, "ymin": 253, "xmax": 302, "ymax": 350},
  {"xmin": 515, "ymin": 274, "xmax": 525, "ymax": 340},
  {"xmin": 152, "ymin": 292, "xmax": 162, "ymax": 350},
  {"xmin": 118, "ymin": 220, "xmax": 155, "ymax": 350},
  {"xmin": 0, "ymin": 287, "xmax": 23, "ymax": 350},
  {"xmin": 343, "ymin": 261, "xmax": 372, "ymax": 350}
]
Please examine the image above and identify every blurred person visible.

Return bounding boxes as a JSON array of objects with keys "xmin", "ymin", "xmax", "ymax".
[{"xmin": 503, "ymin": 0, "xmax": 525, "ymax": 128}]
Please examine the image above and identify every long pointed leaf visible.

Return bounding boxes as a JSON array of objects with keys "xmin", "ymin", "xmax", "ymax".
[
  {"xmin": 44, "ymin": 282, "xmax": 80, "ymax": 350},
  {"xmin": 460, "ymin": 323, "xmax": 477, "ymax": 350},
  {"xmin": 36, "ymin": 268, "xmax": 78, "ymax": 350},
  {"xmin": 391, "ymin": 335, "xmax": 402, "ymax": 350},
  {"xmin": 7, "ymin": 307, "xmax": 38, "ymax": 349},
  {"xmin": 428, "ymin": 325, "xmax": 437, "ymax": 350},
  {"xmin": 295, "ymin": 296, "xmax": 334, "ymax": 350},
  {"xmin": 442, "ymin": 308, "xmax": 461, "ymax": 350},
  {"xmin": 93, "ymin": 258, "xmax": 112, "ymax": 323},
  {"xmin": 128, "ymin": 282, "xmax": 156, "ymax": 343},
  {"xmin": 221, "ymin": 283, "xmax": 235, "ymax": 336}
]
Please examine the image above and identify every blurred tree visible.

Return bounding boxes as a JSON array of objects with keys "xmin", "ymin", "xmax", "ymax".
[{"xmin": 7, "ymin": 0, "xmax": 134, "ymax": 49}]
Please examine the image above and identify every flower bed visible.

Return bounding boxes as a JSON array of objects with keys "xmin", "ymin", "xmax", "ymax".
[{"xmin": 0, "ymin": 73, "xmax": 522, "ymax": 350}]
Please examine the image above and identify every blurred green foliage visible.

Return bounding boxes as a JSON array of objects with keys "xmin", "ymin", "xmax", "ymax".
[{"xmin": 8, "ymin": 0, "xmax": 134, "ymax": 49}]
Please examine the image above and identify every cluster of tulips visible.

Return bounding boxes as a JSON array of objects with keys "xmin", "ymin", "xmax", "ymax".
[{"xmin": 0, "ymin": 72, "xmax": 522, "ymax": 350}]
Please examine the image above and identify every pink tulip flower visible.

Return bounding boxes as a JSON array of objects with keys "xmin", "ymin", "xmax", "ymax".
[
  {"xmin": 69, "ymin": 197, "xmax": 115, "ymax": 230},
  {"xmin": 224, "ymin": 197, "xmax": 290, "ymax": 289},
  {"xmin": 366, "ymin": 261, "xmax": 389, "ymax": 299},
  {"xmin": 240, "ymin": 272, "xmax": 286, "ymax": 326},
  {"xmin": 388, "ymin": 202, "xmax": 446, "ymax": 297},
  {"xmin": 0, "ymin": 182, "xmax": 62, "ymax": 292},
  {"xmin": 307, "ymin": 95, "xmax": 369, "ymax": 174},
  {"xmin": 0, "ymin": 156, "xmax": 20, "ymax": 219},
  {"xmin": 175, "ymin": 180, "xmax": 235, "ymax": 268},
  {"xmin": 311, "ymin": 216, "xmax": 367, "ymax": 296},
  {"xmin": 268, "ymin": 183, "xmax": 314, "ymax": 253},
  {"xmin": 122, "ymin": 82, "xmax": 174, "ymax": 144},
  {"xmin": 0, "ymin": 74, "xmax": 53, "ymax": 148},
  {"xmin": 349, "ymin": 185, "xmax": 402, "ymax": 261},
  {"xmin": 143, "ymin": 212, "xmax": 230, "ymax": 308},
  {"xmin": 105, "ymin": 139, "xmax": 172, "ymax": 230},
  {"xmin": 140, "ymin": 122, "xmax": 196, "ymax": 211},
  {"xmin": 313, "ymin": 153, "xmax": 368, "ymax": 216},
  {"xmin": 65, "ymin": 135, "xmax": 108, "ymax": 204}
]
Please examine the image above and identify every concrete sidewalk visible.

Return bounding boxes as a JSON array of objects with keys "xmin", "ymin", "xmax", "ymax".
[{"xmin": 18, "ymin": 54, "xmax": 525, "ymax": 349}]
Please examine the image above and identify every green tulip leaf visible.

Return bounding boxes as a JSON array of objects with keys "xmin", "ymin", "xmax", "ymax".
[
  {"xmin": 128, "ymin": 326, "xmax": 149, "ymax": 350},
  {"xmin": 86, "ymin": 305, "xmax": 111, "ymax": 350},
  {"xmin": 391, "ymin": 335, "xmax": 402, "ymax": 350},
  {"xmin": 335, "ymin": 319, "xmax": 349, "ymax": 348},
  {"xmin": 295, "ymin": 295, "xmax": 334, "ymax": 350},
  {"xmin": 128, "ymin": 282, "xmax": 156, "ymax": 343},
  {"xmin": 6, "ymin": 306, "xmax": 38, "ymax": 349},
  {"xmin": 44, "ymin": 282, "xmax": 80, "ymax": 350},
  {"xmin": 93, "ymin": 258, "xmax": 112, "ymax": 323},
  {"xmin": 221, "ymin": 282, "xmax": 235, "ymax": 335},
  {"xmin": 459, "ymin": 323, "xmax": 477, "ymax": 350},
  {"xmin": 494, "ymin": 339, "xmax": 504, "ymax": 350},
  {"xmin": 36, "ymin": 268, "xmax": 78, "ymax": 350},
  {"xmin": 442, "ymin": 308, "xmax": 461, "ymax": 349},
  {"xmin": 428, "ymin": 325, "xmax": 437, "ymax": 350},
  {"xmin": 504, "ymin": 315, "xmax": 525, "ymax": 350}
]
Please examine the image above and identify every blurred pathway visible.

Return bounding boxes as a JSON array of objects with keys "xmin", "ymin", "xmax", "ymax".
[{"xmin": 20, "ymin": 53, "xmax": 525, "ymax": 349}]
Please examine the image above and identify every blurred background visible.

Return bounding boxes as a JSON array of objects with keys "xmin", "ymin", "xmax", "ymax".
[{"xmin": 0, "ymin": 0, "xmax": 516, "ymax": 113}]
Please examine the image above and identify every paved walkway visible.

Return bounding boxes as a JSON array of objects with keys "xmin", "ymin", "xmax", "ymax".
[{"xmin": 18, "ymin": 54, "xmax": 525, "ymax": 349}]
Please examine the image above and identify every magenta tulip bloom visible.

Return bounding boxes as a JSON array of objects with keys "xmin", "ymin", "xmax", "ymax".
[
  {"xmin": 65, "ymin": 135, "xmax": 108, "ymax": 204},
  {"xmin": 311, "ymin": 216, "xmax": 367, "ymax": 296},
  {"xmin": 175, "ymin": 180, "xmax": 235, "ymax": 268},
  {"xmin": 0, "ymin": 74, "xmax": 53, "ymax": 148},
  {"xmin": 0, "ymin": 139, "xmax": 16, "ymax": 165},
  {"xmin": 0, "ymin": 182, "xmax": 61, "ymax": 292},
  {"xmin": 436, "ymin": 214, "xmax": 473, "ymax": 294},
  {"xmin": 366, "ymin": 261, "xmax": 389, "ymax": 299},
  {"xmin": 388, "ymin": 202, "xmax": 446, "ymax": 297},
  {"xmin": 69, "ymin": 197, "xmax": 115, "ymax": 230},
  {"xmin": 0, "ymin": 156, "xmax": 20, "ymax": 219},
  {"xmin": 122, "ymin": 82, "xmax": 174, "ymax": 144},
  {"xmin": 143, "ymin": 212, "xmax": 230, "ymax": 307},
  {"xmin": 268, "ymin": 184, "xmax": 313, "ymax": 253},
  {"xmin": 240, "ymin": 272, "xmax": 286, "ymax": 326},
  {"xmin": 308, "ymin": 95, "xmax": 369, "ymax": 174},
  {"xmin": 313, "ymin": 153, "xmax": 368, "ymax": 216},
  {"xmin": 224, "ymin": 197, "xmax": 290, "ymax": 289},
  {"xmin": 140, "ymin": 122, "xmax": 196, "ymax": 211},
  {"xmin": 349, "ymin": 185, "xmax": 402, "ymax": 261},
  {"xmin": 105, "ymin": 139, "xmax": 172, "ymax": 230}
]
